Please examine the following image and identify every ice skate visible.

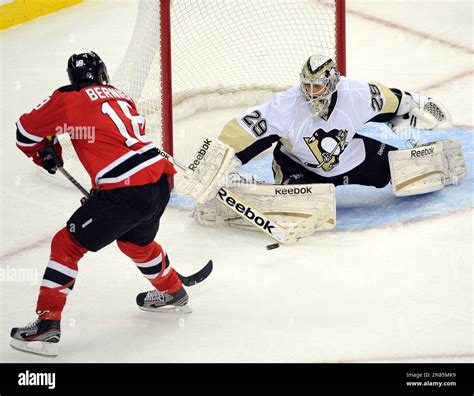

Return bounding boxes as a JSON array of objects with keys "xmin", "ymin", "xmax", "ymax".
[
  {"xmin": 10, "ymin": 319, "xmax": 61, "ymax": 357},
  {"xmin": 136, "ymin": 286, "xmax": 192, "ymax": 314}
]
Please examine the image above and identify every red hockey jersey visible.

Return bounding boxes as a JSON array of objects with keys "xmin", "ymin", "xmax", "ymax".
[{"xmin": 16, "ymin": 84, "xmax": 175, "ymax": 190}]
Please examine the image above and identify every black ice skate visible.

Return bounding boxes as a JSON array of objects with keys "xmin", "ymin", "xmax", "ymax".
[
  {"xmin": 10, "ymin": 319, "xmax": 61, "ymax": 357},
  {"xmin": 136, "ymin": 287, "xmax": 192, "ymax": 314}
]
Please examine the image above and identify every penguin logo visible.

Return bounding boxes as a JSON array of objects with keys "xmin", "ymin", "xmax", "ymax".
[{"xmin": 303, "ymin": 128, "xmax": 349, "ymax": 171}]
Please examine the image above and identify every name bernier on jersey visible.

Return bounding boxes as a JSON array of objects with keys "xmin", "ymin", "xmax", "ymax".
[{"xmin": 84, "ymin": 86, "xmax": 132, "ymax": 101}]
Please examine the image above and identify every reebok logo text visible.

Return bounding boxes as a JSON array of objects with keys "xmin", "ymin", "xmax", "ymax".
[
  {"xmin": 411, "ymin": 146, "xmax": 434, "ymax": 158},
  {"xmin": 188, "ymin": 138, "xmax": 212, "ymax": 171},
  {"xmin": 275, "ymin": 187, "xmax": 312, "ymax": 195},
  {"xmin": 217, "ymin": 189, "xmax": 275, "ymax": 234},
  {"xmin": 156, "ymin": 148, "xmax": 172, "ymax": 161}
]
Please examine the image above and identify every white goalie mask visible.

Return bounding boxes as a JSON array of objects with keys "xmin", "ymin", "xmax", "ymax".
[{"xmin": 300, "ymin": 54, "xmax": 341, "ymax": 117}]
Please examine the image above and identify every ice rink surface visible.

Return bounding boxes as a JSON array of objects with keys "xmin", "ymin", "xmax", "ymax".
[{"xmin": 0, "ymin": 0, "xmax": 472, "ymax": 362}]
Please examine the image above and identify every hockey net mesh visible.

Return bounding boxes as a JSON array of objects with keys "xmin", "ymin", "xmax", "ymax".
[{"xmin": 52, "ymin": 0, "xmax": 342, "ymax": 190}]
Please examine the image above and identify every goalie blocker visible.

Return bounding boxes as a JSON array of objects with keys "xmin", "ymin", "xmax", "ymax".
[{"xmin": 176, "ymin": 138, "xmax": 241, "ymax": 204}]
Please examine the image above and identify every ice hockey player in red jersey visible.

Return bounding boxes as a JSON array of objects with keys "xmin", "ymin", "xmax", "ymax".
[{"xmin": 11, "ymin": 52, "xmax": 190, "ymax": 357}]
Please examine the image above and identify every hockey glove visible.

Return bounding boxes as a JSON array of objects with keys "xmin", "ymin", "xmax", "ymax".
[
  {"xmin": 389, "ymin": 94, "xmax": 452, "ymax": 133},
  {"xmin": 36, "ymin": 137, "xmax": 64, "ymax": 175}
]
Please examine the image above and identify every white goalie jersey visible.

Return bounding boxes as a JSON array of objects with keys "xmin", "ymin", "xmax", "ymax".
[
  {"xmin": 219, "ymin": 76, "xmax": 400, "ymax": 177},
  {"xmin": 186, "ymin": 76, "xmax": 463, "ymax": 240}
]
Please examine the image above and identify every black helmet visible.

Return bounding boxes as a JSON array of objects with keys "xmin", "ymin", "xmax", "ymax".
[{"xmin": 67, "ymin": 51, "xmax": 110, "ymax": 88}]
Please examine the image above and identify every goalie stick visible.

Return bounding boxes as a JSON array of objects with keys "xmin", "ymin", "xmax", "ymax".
[
  {"xmin": 213, "ymin": 185, "xmax": 298, "ymax": 245},
  {"xmin": 55, "ymin": 165, "xmax": 212, "ymax": 287}
]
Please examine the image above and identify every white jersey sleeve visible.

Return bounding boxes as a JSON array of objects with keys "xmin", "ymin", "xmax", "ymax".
[
  {"xmin": 342, "ymin": 78, "xmax": 400, "ymax": 125},
  {"xmin": 219, "ymin": 86, "xmax": 300, "ymax": 163}
]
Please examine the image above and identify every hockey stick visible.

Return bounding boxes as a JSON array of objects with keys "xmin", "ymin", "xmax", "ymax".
[
  {"xmin": 177, "ymin": 260, "xmax": 213, "ymax": 286},
  {"xmin": 57, "ymin": 167, "xmax": 91, "ymax": 205},
  {"xmin": 54, "ymin": 164, "xmax": 212, "ymax": 286}
]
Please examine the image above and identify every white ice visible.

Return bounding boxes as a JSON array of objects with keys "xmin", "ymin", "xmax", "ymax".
[{"xmin": 0, "ymin": 0, "xmax": 472, "ymax": 362}]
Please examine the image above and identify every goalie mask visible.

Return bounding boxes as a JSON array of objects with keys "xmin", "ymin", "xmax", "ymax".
[{"xmin": 300, "ymin": 54, "xmax": 340, "ymax": 117}]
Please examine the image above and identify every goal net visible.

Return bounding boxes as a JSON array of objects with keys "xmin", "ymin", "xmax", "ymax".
[{"xmin": 48, "ymin": 0, "xmax": 345, "ymax": 190}]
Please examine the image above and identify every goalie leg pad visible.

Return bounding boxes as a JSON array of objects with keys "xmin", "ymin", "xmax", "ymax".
[
  {"xmin": 389, "ymin": 142, "xmax": 446, "ymax": 196},
  {"xmin": 389, "ymin": 140, "xmax": 466, "ymax": 197},
  {"xmin": 439, "ymin": 139, "xmax": 466, "ymax": 185},
  {"xmin": 195, "ymin": 182, "xmax": 336, "ymax": 236}
]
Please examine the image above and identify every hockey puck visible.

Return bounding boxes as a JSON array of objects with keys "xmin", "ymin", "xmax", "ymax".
[{"xmin": 266, "ymin": 243, "xmax": 280, "ymax": 250}]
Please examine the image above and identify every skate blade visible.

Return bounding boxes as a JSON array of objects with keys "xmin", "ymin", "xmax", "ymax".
[
  {"xmin": 139, "ymin": 304, "xmax": 192, "ymax": 314},
  {"xmin": 10, "ymin": 338, "xmax": 58, "ymax": 357}
]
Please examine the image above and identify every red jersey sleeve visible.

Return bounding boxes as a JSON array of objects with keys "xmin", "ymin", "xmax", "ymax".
[
  {"xmin": 16, "ymin": 89, "xmax": 70, "ymax": 157},
  {"xmin": 16, "ymin": 84, "xmax": 175, "ymax": 189}
]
